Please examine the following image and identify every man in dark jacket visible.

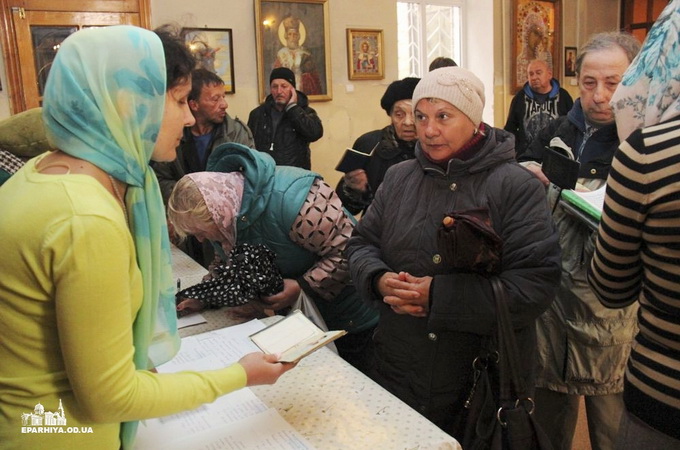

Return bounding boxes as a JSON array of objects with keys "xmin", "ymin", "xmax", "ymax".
[
  {"xmin": 247, "ymin": 67, "xmax": 323, "ymax": 170},
  {"xmin": 335, "ymin": 77, "xmax": 420, "ymax": 215},
  {"xmin": 154, "ymin": 68, "xmax": 254, "ymax": 204},
  {"xmin": 518, "ymin": 32, "xmax": 641, "ymax": 450},
  {"xmin": 504, "ymin": 59, "xmax": 573, "ymax": 158},
  {"xmin": 153, "ymin": 68, "xmax": 254, "ymax": 267}
]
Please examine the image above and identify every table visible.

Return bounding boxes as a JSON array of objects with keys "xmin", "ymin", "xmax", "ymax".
[{"xmin": 171, "ymin": 246, "xmax": 461, "ymax": 449}]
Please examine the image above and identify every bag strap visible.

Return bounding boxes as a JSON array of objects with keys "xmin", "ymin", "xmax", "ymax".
[{"xmin": 490, "ymin": 277, "xmax": 533, "ymax": 406}]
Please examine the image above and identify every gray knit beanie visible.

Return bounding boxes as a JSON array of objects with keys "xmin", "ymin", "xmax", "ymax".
[{"xmin": 412, "ymin": 67, "xmax": 485, "ymax": 126}]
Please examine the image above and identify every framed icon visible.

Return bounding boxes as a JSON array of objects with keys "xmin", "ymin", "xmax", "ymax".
[{"xmin": 255, "ymin": 0, "xmax": 332, "ymax": 102}]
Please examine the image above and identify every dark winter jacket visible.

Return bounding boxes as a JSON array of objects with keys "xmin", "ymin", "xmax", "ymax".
[
  {"xmin": 336, "ymin": 125, "xmax": 416, "ymax": 215},
  {"xmin": 504, "ymin": 78, "xmax": 573, "ymax": 159},
  {"xmin": 247, "ymin": 91, "xmax": 323, "ymax": 170},
  {"xmin": 347, "ymin": 126, "xmax": 561, "ymax": 435},
  {"xmin": 519, "ymin": 99, "xmax": 619, "ymax": 180},
  {"xmin": 520, "ymin": 100, "xmax": 637, "ymax": 395},
  {"xmin": 207, "ymin": 143, "xmax": 378, "ymax": 333}
]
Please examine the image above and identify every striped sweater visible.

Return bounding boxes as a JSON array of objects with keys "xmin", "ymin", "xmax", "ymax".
[{"xmin": 588, "ymin": 117, "xmax": 680, "ymax": 440}]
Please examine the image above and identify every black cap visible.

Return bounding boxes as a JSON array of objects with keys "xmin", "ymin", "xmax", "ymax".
[
  {"xmin": 380, "ymin": 77, "xmax": 421, "ymax": 115},
  {"xmin": 270, "ymin": 67, "xmax": 296, "ymax": 88}
]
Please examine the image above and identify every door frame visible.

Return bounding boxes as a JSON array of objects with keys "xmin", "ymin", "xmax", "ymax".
[{"xmin": 0, "ymin": 0, "xmax": 150, "ymax": 113}]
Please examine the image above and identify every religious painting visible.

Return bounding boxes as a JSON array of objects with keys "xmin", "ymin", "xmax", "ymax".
[
  {"xmin": 255, "ymin": 0, "xmax": 332, "ymax": 102},
  {"xmin": 564, "ymin": 46, "xmax": 577, "ymax": 77},
  {"xmin": 346, "ymin": 29, "xmax": 384, "ymax": 80},
  {"xmin": 512, "ymin": 0, "xmax": 561, "ymax": 93},
  {"xmin": 182, "ymin": 28, "xmax": 235, "ymax": 93}
]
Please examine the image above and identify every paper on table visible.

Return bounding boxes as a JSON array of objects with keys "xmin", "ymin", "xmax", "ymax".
[
  {"xmin": 134, "ymin": 389, "xmax": 269, "ymax": 448},
  {"xmin": 135, "ymin": 319, "xmax": 315, "ymax": 450},
  {"xmin": 177, "ymin": 312, "xmax": 207, "ymax": 329},
  {"xmin": 138, "ymin": 408, "xmax": 315, "ymax": 450},
  {"xmin": 158, "ymin": 319, "xmax": 266, "ymax": 373}
]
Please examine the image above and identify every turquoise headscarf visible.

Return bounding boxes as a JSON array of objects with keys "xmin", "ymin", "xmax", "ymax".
[
  {"xmin": 41, "ymin": 25, "xmax": 179, "ymax": 448},
  {"xmin": 610, "ymin": 0, "xmax": 680, "ymax": 141}
]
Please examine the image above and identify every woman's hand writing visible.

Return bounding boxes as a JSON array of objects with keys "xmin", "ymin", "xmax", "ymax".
[{"xmin": 176, "ymin": 297, "xmax": 204, "ymax": 316}]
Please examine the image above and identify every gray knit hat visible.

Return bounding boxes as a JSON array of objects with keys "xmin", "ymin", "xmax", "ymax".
[{"xmin": 412, "ymin": 67, "xmax": 485, "ymax": 126}]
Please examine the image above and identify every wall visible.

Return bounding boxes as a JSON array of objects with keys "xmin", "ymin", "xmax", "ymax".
[
  {"xmin": 150, "ymin": 0, "xmax": 401, "ymax": 187},
  {"xmin": 0, "ymin": 0, "xmax": 620, "ymax": 183},
  {"xmin": 151, "ymin": 0, "xmax": 493, "ymax": 186}
]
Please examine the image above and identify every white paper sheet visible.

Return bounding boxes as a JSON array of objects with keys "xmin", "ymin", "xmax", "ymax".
[
  {"xmin": 177, "ymin": 312, "xmax": 208, "ymax": 329},
  {"xmin": 135, "ymin": 320, "xmax": 314, "ymax": 449},
  {"xmin": 139, "ymin": 408, "xmax": 314, "ymax": 450}
]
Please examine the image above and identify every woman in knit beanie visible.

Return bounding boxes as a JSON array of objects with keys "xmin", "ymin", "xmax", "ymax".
[{"xmin": 346, "ymin": 66, "xmax": 561, "ymax": 444}]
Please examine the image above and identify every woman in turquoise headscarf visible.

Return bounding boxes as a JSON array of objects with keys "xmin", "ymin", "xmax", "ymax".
[{"xmin": 0, "ymin": 25, "xmax": 292, "ymax": 450}]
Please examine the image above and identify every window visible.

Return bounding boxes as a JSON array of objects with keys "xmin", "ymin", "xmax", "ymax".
[
  {"xmin": 397, "ymin": 1, "xmax": 464, "ymax": 79},
  {"xmin": 620, "ymin": 0, "xmax": 667, "ymax": 43}
]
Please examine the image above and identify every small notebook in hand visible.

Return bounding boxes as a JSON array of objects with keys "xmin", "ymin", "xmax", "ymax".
[
  {"xmin": 249, "ymin": 310, "xmax": 347, "ymax": 363},
  {"xmin": 334, "ymin": 142, "xmax": 378, "ymax": 173},
  {"xmin": 541, "ymin": 146, "xmax": 580, "ymax": 190}
]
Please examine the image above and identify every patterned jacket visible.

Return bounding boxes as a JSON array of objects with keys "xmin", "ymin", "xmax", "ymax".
[
  {"xmin": 522, "ymin": 100, "xmax": 638, "ymax": 395},
  {"xmin": 208, "ymin": 143, "xmax": 377, "ymax": 333}
]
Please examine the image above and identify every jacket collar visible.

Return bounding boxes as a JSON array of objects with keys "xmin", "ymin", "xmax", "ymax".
[
  {"xmin": 415, "ymin": 126, "xmax": 516, "ymax": 176},
  {"xmin": 523, "ymin": 78, "xmax": 561, "ymax": 99}
]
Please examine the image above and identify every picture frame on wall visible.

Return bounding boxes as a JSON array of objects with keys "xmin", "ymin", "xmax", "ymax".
[
  {"xmin": 346, "ymin": 28, "xmax": 384, "ymax": 80},
  {"xmin": 182, "ymin": 28, "xmax": 236, "ymax": 93},
  {"xmin": 512, "ymin": 0, "xmax": 561, "ymax": 93},
  {"xmin": 255, "ymin": 0, "xmax": 332, "ymax": 102},
  {"xmin": 564, "ymin": 46, "xmax": 577, "ymax": 77}
]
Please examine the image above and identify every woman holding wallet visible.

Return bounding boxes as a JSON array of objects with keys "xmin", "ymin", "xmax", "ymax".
[{"xmin": 346, "ymin": 67, "xmax": 561, "ymax": 439}]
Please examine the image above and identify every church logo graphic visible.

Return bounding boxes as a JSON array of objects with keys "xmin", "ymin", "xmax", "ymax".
[{"xmin": 20, "ymin": 399, "xmax": 93, "ymax": 434}]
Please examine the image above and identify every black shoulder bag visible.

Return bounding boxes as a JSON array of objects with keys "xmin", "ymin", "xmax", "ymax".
[{"xmin": 459, "ymin": 277, "xmax": 553, "ymax": 450}]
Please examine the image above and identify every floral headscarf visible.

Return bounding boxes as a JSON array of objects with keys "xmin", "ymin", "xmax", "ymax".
[
  {"xmin": 186, "ymin": 171, "xmax": 245, "ymax": 255},
  {"xmin": 41, "ymin": 26, "xmax": 178, "ymax": 447},
  {"xmin": 610, "ymin": 0, "xmax": 680, "ymax": 141}
]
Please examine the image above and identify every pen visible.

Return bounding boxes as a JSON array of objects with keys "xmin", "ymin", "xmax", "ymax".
[{"xmin": 176, "ymin": 278, "xmax": 181, "ymax": 293}]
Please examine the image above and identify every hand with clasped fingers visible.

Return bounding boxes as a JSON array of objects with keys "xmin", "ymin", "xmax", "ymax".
[
  {"xmin": 377, "ymin": 271, "xmax": 432, "ymax": 318},
  {"xmin": 239, "ymin": 352, "xmax": 296, "ymax": 386}
]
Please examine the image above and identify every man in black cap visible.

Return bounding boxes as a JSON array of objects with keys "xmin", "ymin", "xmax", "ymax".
[
  {"xmin": 336, "ymin": 77, "xmax": 420, "ymax": 215},
  {"xmin": 247, "ymin": 67, "xmax": 323, "ymax": 169}
]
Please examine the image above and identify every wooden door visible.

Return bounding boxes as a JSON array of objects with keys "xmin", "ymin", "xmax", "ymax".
[
  {"xmin": 14, "ymin": 11, "xmax": 140, "ymax": 110},
  {"xmin": 0, "ymin": 1, "xmax": 150, "ymax": 113}
]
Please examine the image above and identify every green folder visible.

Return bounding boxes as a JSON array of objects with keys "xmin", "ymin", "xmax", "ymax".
[{"xmin": 561, "ymin": 188, "xmax": 604, "ymax": 222}]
